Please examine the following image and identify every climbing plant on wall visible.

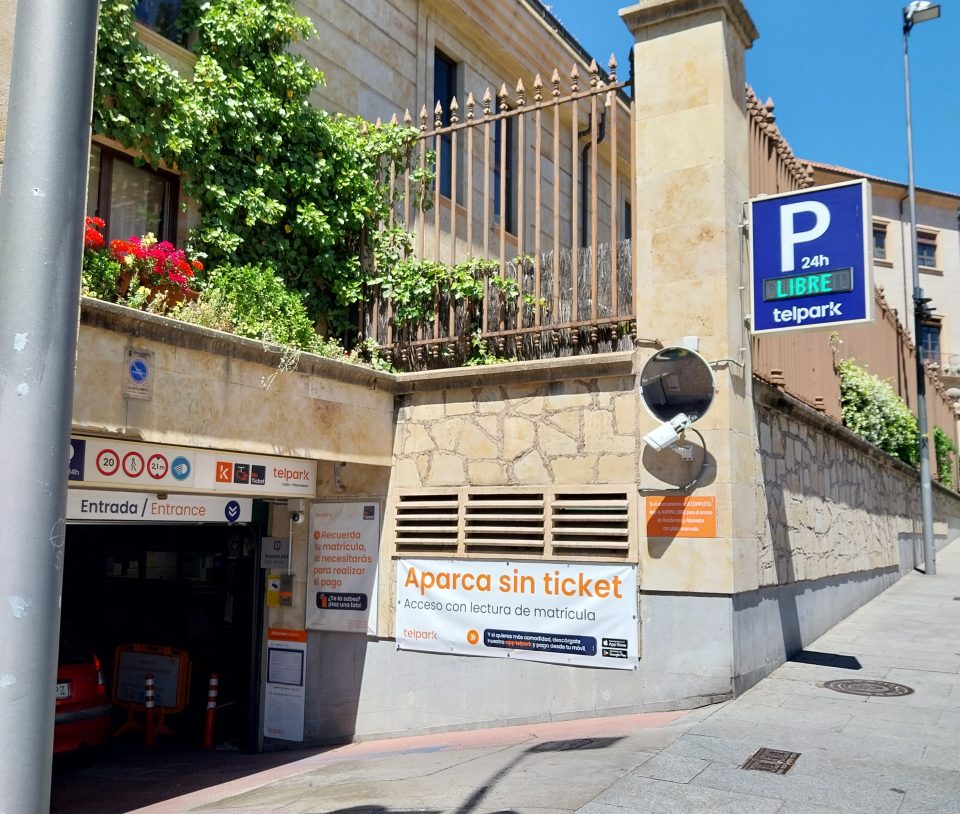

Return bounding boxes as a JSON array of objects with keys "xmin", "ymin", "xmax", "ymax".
[
  {"xmin": 837, "ymin": 358, "xmax": 960, "ymax": 489},
  {"xmin": 93, "ymin": 0, "xmax": 419, "ymax": 331},
  {"xmin": 933, "ymin": 426, "xmax": 958, "ymax": 489},
  {"xmin": 837, "ymin": 358, "xmax": 919, "ymax": 467}
]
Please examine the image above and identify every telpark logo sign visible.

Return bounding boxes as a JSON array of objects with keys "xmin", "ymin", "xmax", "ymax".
[
  {"xmin": 749, "ymin": 179, "xmax": 872, "ymax": 335},
  {"xmin": 194, "ymin": 451, "xmax": 316, "ymax": 496},
  {"xmin": 273, "ymin": 465, "xmax": 312, "ymax": 485},
  {"xmin": 69, "ymin": 436, "xmax": 316, "ymax": 498}
]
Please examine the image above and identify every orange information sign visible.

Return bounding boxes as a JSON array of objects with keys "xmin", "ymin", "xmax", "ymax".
[
  {"xmin": 646, "ymin": 496, "xmax": 717, "ymax": 538},
  {"xmin": 268, "ymin": 628, "xmax": 308, "ymax": 643}
]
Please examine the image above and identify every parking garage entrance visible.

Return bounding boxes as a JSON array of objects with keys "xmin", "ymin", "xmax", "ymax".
[{"xmin": 63, "ymin": 493, "xmax": 266, "ymax": 753}]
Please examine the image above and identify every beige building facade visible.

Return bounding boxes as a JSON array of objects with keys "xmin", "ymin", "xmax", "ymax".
[
  {"xmin": 3, "ymin": 0, "xmax": 960, "ymax": 752},
  {"xmin": 812, "ymin": 162, "xmax": 960, "ymax": 388}
]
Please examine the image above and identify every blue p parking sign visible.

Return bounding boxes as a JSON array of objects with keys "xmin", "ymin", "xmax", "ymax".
[{"xmin": 749, "ymin": 179, "xmax": 872, "ymax": 334}]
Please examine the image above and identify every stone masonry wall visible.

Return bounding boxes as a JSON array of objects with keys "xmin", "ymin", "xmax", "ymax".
[
  {"xmin": 393, "ymin": 374, "xmax": 639, "ymax": 489},
  {"xmin": 755, "ymin": 382, "xmax": 960, "ymax": 588}
]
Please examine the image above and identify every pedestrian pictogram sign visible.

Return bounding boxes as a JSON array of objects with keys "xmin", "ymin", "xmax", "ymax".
[{"xmin": 122, "ymin": 451, "xmax": 145, "ymax": 478}]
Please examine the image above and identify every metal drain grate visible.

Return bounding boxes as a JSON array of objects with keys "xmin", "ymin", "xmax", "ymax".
[
  {"xmin": 741, "ymin": 747, "xmax": 801, "ymax": 774},
  {"xmin": 821, "ymin": 679, "xmax": 914, "ymax": 697}
]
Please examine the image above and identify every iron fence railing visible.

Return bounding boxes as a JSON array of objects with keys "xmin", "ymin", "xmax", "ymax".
[{"xmin": 358, "ymin": 57, "xmax": 638, "ymax": 370}]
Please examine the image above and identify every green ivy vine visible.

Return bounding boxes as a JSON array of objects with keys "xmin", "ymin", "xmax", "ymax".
[
  {"xmin": 934, "ymin": 426, "xmax": 958, "ymax": 488},
  {"xmin": 837, "ymin": 358, "xmax": 960, "ymax": 489},
  {"xmin": 837, "ymin": 358, "xmax": 919, "ymax": 466},
  {"xmin": 94, "ymin": 0, "xmax": 420, "ymax": 331}
]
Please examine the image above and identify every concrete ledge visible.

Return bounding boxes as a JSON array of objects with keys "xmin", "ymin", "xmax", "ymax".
[
  {"xmin": 394, "ymin": 351, "xmax": 639, "ymax": 393},
  {"xmin": 81, "ymin": 297, "xmax": 395, "ymax": 392},
  {"xmin": 81, "ymin": 298, "xmax": 643, "ymax": 395},
  {"xmin": 620, "ymin": 0, "xmax": 758, "ymax": 49}
]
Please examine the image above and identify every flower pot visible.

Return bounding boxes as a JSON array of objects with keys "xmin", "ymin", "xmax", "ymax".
[
  {"xmin": 116, "ymin": 269, "xmax": 134, "ymax": 298},
  {"xmin": 146, "ymin": 283, "xmax": 199, "ymax": 308},
  {"xmin": 116, "ymin": 269, "xmax": 197, "ymax": 308}
]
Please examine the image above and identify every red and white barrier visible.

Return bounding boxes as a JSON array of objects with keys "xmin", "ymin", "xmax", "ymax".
[
  {"xmin": 202, "ymin": 673, "xmax": 219, "ymax": 751},
  {"xmin": 144, "ymin": 673, "xmax": 156, "ymax": 747}
]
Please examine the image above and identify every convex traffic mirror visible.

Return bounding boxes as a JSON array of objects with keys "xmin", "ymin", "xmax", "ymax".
[{"xmin": 639, "ymin": 347, "xmax": 715, "ymax": 451}]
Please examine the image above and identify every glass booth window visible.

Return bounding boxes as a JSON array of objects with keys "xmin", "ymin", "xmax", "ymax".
[{"xmin": 86, "ymin": 145, "xmax": 179, "ymax": 244}]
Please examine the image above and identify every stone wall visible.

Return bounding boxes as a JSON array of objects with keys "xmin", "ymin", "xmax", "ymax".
[
  {"xmin": 755, "ymin": 380, "xmax": 960, "ymax": 588},
  {"xmin": 733, "ymin": 380, "xmax": 960, "ymax": 689},
  {"xmin": 0, "ymin": 0, "xmax": 16, "ymax": 171},
  {"xmin": 293, "ymin": 0, "xmax": 630, "ymax": 256},
  {"xmin": 392, "ymin": 354, "xmax": 640, "ymax": 490}
]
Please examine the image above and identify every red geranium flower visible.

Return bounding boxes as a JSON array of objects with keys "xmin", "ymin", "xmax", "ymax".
[
  {"xmin": 84, "ymin": 216, "xmax": 105, "ymax": 250},
  {"xmin": 108, "ymin": 232, "xmax": 202, "ymax": 294}
]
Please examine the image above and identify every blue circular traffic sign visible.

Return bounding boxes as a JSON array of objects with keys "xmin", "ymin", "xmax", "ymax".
[
  {"xmin": 171, "ymin": 456, "xmax": 191, "ymax": 481},
  {"xmin": 128, "ymin": 358, "xmax": 149, "ymax": 383},
  {"xmin": 225, "ymin": 500, "xmax": 242, "ymax": 523}
]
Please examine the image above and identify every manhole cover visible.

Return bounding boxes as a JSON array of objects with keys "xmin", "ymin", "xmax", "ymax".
[
  {"xmin": 821, "ymin": 679, "xmax": 914, "ymax": 697},
  {"xmin": 741, "ymin": 747, "xmax": 801, "ymax": 774}
]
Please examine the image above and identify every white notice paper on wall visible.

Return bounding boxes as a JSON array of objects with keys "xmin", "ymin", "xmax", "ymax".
[{"xmin": 263, "ymin": 630, "xmax": 307, "ymax": 742}]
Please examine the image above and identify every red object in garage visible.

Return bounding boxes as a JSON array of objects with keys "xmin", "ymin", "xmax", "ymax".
[{"xmin": 54, "ymin": 628, "xmax": 112, "ymax": 754}]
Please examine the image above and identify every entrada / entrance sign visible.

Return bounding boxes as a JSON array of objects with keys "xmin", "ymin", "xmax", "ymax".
[{"xmin": 749, "ymin": 179, "xmax": 872, "ymax": 334}]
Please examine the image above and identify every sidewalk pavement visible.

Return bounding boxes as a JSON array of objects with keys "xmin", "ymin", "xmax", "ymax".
[{"xmin": 134, "ymin": 541, "xmax": 960, "ymax": 814}]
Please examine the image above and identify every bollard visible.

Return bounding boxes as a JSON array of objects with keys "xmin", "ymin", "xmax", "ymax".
[
  {"xmin": 202, "ymin": 673, "xmax": 219, "ymax": 751},
  {"xmin": 144, "ymin": 673, "xmax": 156, "ymax": 748}
]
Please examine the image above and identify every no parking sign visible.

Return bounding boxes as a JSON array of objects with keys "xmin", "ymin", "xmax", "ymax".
[{"xmin": 123, "ymin": 346, "xmax": 154, "ymax": 400}]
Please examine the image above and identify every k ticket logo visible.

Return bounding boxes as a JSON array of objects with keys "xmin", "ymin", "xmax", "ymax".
[{"xmin": 216, "ymin": 460, "xmax": 267, "ymax": 485}]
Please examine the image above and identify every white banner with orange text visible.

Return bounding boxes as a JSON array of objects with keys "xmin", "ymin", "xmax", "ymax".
[
  {"xmin": 395, "ymin": 560, "xmax": 638, "ymax": 670},
  {"xmin": 305, "ymin": 501, "xmax": 380, "ymax": 635}
]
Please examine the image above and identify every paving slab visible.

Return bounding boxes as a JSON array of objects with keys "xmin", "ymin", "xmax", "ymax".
[{"xmin": 585, "ymin": 775, "xmax": 784, "ymax": 813}]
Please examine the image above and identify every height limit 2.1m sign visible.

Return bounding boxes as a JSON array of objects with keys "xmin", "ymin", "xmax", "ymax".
[{"xmin": 749, "ymin": 179, "xmax": 872, "ymax": 334}]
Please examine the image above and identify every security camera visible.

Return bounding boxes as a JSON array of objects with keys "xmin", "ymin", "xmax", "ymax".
[
  {"xmin": 642, "ymin": 413, "xmax": 693, "ymax": 452},
  {"xmin": 290, "ymin": 511, "xmax": 304, "ymax": 524}
]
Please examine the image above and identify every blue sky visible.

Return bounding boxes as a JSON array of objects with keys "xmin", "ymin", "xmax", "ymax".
[{"xmin": 545, "ymin": 1, "xmax": 960, "ymax": 195}]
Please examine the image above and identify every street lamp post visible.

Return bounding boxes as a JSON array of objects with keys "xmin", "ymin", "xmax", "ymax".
[
  {"xmin": 902, "ymin": 0, "xmax": 940, "ymax": 575},
  {"xmin": 0, "ymin": 2, "xmax": 100, "ymax": 811}
]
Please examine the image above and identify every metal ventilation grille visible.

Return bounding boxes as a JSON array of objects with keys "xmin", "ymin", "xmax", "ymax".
[
  {"xmin": 551, "ymin": 493, "xmax": 630, "ymax": 551},
  {"xmin": 464, "ymin": 493, "xmax": 546, "ymax": 551},
  {"xmin": 394, "ymin": 494, "xmax": 459, "ymax": 549},
  {"xmin": 391, "ymin": 488, "xmax": 635, "ymax": 560}
]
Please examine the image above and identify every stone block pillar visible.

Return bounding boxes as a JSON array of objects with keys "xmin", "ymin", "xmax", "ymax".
[{"xmin": 621, "ymin": 0, "xmax": 763, "ymax": 595}]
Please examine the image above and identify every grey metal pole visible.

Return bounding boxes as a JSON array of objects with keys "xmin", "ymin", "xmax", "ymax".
[
  {"xmin": 0, "ymin": 0, "xmax": 100, "ymax": 810},
  {"xmin": 903, "ymin": 17, "xmax": 937, "ymax": 575}
]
